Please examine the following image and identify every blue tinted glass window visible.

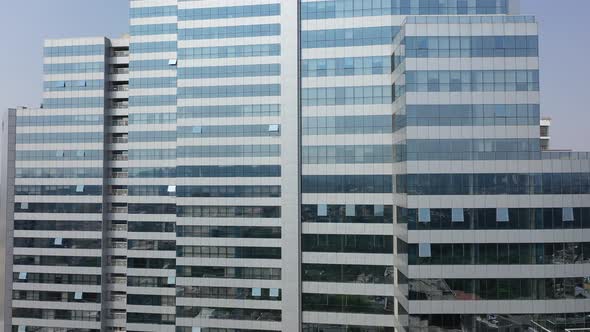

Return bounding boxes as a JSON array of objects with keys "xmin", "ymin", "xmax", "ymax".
[
  {"xmin": 130, "ymin": 41, "xmax": 177, "ymax": 53},
  {"xmin": 177, "ymin": 125, "xmax": 281, "ymax": 138},
  {"xmin": 129, "ymin": 113, "xmax": 176, "ymax": 124},
  {"xmin": 44, "ymin": 80, "xmax": 103, "ymax": 91},
  {"xmin": 396, "ymin": 173, "xmax": 590, "ymax": 195},
  {"xmin": 303, "ymin": 115, "xmax": 392, "ymax": 135},
  {"xmin": 179, "ymin": 44, "xmax": 280, "ymax": 59},
  {"xmin": 176, "ymin": 165, "xmax": 281, "ymax": 178},
  {"xmin": 42, "ymin": 98, "xmax": 104, "ymax": 109},
  {"xmin": 179, "ymin": 24, "xmax": 281, "ymax": 40},
  {"xmin": 179, "ymin": 64, "xmax": 280, "ymax": 79},
  {"xmin": 16, "ymin": 167, "xmax": 102, "ymax": 178},
  {"xmin": 178, "ymin": 105, "xmax": 280, "ymax": 118},
  {"xmin": 130, "ymin": 6, "xmax": 177, "ymax": 18},
  {"xmin": 301, "ymin": 0, "xmax": 509, "ymax": 19},
  {"xmin": 129, "ymin": 95, "xmax": 177, "ymax": 106},
  {"xmin": 43, "ymin": 62, "xmax": 104, "ymax": 74},
  {"xmin": 401, "ymin": 104, "xmax": 540, "ymax": 129},
  {"xmin": 302, "ymin": 175, "xmax": 392, "ymax": 193},
  {"xmin": 177, "ymin": 145, "xmax": 280, "ymax": 158},
  {"xmin": 302, "ymin": 27, "xmax": 399, "ymax": 48},
  {"xmin": 130, "ymin": 60, "xmax": 173, "ymax": 71},
  {"xmin": 179, "ymin": 4, "xmax": 280, "ymax": 20},
  {"xmin": 302, "ymin": 86, "xmax": 392, "ymax": 106},
  {"xmin": 303, "ymin": 56, "xmax": 391, "ymax": 77},
  {"xmin": 44, "ymin": 45, "xmax": 104, "ymax": 57},
  {"xmin": 406, "ymin": 35, "xmax": 538, "ymax": 58},
  {"xmin": 178, "ymin": 85, "xmax": 281, "ymax": 99},
  {"xmin": 405, "ymin": 70, "xmax": 540, "ymax": 92},
  {"xmin": 303, "ymin": 145, "xmax": 393, "ymax": 164},
  {"xmin": 130, "ymin": 23, "xmax": 177, "ymax": 36},
  {"xmin": 130, "ymin": 77, "xmax": 177, "ymax": 89},
  {"xmin": 17, "ymin": 132, "xmax": 102, "ymax": 144},
  {"xmin": 17, "ymin": 114, "xmax": 103, "ymax": 126}
]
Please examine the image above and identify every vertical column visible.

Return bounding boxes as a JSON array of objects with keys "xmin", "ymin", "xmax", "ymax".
[
  {"xmin": 1, "ymin": 108, "xmax": 16, "ymax": 332},
  {"xmin": 280, "ymin": 0, "xmax": 301, "ymax": 330},
  {"xmin": 101, "ymin": 38, "xmax": 111, "ymax": 332}
]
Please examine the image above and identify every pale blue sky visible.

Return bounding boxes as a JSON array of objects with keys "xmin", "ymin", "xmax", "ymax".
[{"xmin": 1, "ymin": 0, "xmax": 588, "ymax": 150}]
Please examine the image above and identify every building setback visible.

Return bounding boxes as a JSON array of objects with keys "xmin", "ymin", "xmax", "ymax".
[
  {"xmin": 5, "ymin": 0, "xmax": 590, "ymax": 331},
  {"xmin": 540, "ymin": 117, "xmax": 551, "ymax": 150}
]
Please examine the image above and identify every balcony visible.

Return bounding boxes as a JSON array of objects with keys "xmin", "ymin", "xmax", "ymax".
[
  {"xmin": 111, "ymin": 171, "xmax": 128, "ymax": 179},
  {"xmin": 110, "ymin": 224, "xmax": 127, "ymax": 232},
  {"xmin": 112, "ymin": 50, "xmax": 129, "ymax": 57},
  {"xmin": 110, "ymin": 85, "xmax": 129, "ymax": 92},
  {"xmin": 109, "ymin": 294, "xmax": 127, "ymax": 302},
  {"xmin": 111, "ymin": 154, "xmax": 128, "ymax": 161},
  {"xmin": 112, "ymin": 119, "xmax": 128, "ymax": 127},
  {"xmin": 107, "ymin": 312, "xmax": 127, "ymax": 321},
  {"xmin": 110, "ymin": 102, "xmax": 128, "ymax": 109},
  {"xmin": 110, "ymin": 68, "xmax": 129, "ymax": 74},
  {"xmin": 110, "ymin": 188, "xmax": 128, "ymax": 196},
  {"xmin": 111, "ymin": 137, "xmax": 128, "ymax": 144},
  {"xmin": 109, "ymin": 259, "xmax": 127, "ymax": 267},
  {"xmin": 110, "ymin": 206, "xmax": 128, "ymax": 214},
  {"xmin": 110, "ymin": 241, "xmax": 127, "ymax": 249},
  {"xmin": 108, "ymin": 276, "xmax": 127, "ymax": 284}
]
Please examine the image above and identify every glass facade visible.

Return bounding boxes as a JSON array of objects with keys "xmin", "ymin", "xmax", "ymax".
[{"xmin": 8, "ymin": 1, "xmax": 590, "ymax": 332}]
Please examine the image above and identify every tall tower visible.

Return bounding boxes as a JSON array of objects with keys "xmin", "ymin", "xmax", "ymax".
[
  {"xmin": 390, "ymin": 15, "xmax": 589, "ymax": 331},
  {"xmin": 7, "ymin": 1, "xmax": 590, "ymax": 332}
]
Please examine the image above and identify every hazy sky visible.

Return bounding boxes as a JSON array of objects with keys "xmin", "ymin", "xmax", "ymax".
[{"xmin": 0, "ymin": 0, "xmax": 588, "ymax": 150}]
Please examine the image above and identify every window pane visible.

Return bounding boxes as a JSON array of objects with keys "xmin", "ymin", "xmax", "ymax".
[
  {"xmin": 497, "ymin": 208, "xmax": 509, "ymax": 222},
  {"xmin": 419, "ymin": 243, "xmax": 432, "ymax": 257},
  {"xmin": 452, "ymin": 208, "xmax": 465, "ymax": 222},
  {"xmin": 419, "ymin": 208, "xmax": 431, "ymax": 223}
]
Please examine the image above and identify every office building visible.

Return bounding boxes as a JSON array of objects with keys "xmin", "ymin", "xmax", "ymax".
[{"xmin": 6, "ymin": 0, "xmax": 590, "ymax": 331}]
